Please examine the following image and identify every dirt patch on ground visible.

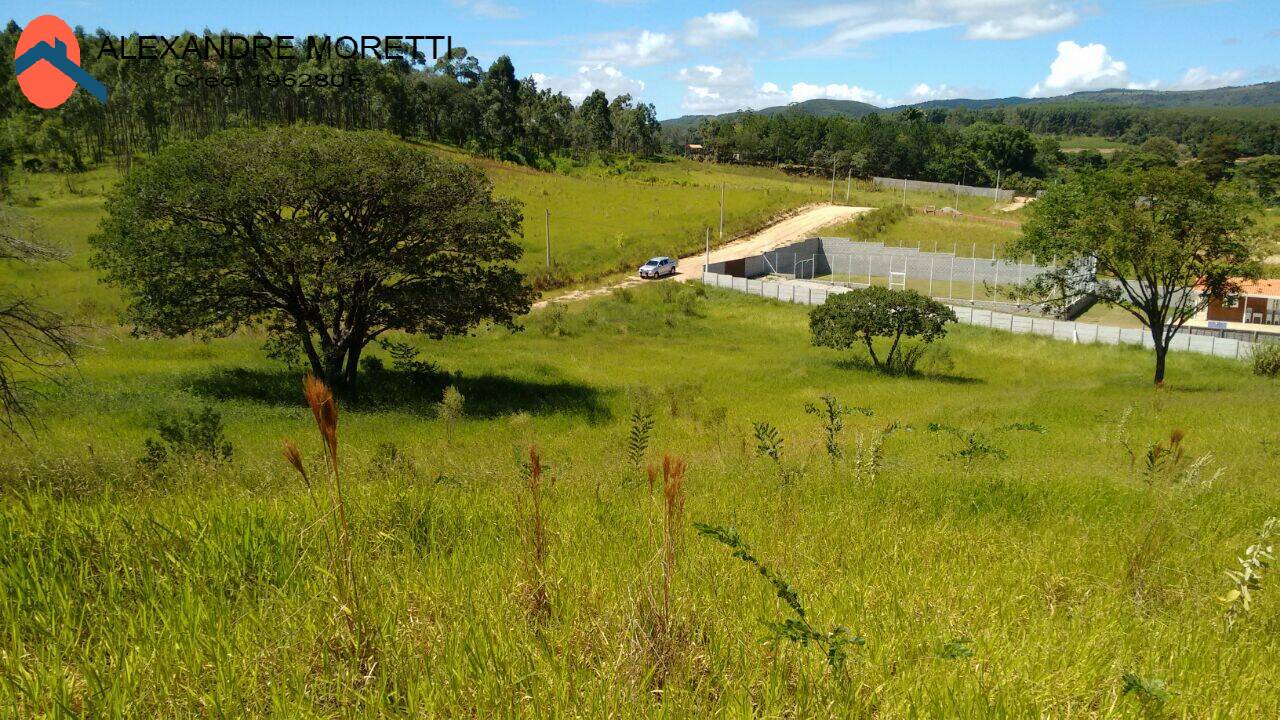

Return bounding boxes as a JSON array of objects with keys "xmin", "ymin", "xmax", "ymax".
[{"xmin": 534, "ymin": 204, "xmax": 872, "ymax": 308}]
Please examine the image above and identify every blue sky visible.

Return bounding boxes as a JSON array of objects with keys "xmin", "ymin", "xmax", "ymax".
[{"xmin": 9, "ymin": 0, "xmax": 1280, "ymax": 118}]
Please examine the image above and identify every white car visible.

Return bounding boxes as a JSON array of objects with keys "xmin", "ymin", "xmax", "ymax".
[{"xmin": 638, "ymin": 256, "xmax": 676, "ymax": 279}]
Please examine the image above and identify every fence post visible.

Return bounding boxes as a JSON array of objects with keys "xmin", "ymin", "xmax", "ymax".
[
  {"xmin": 970, "ymin": 254, "xmax": 977, "ymax": 303},
  {"xmin": 807, "ymin": 287, "xmax": 813, "ymax": 304}
]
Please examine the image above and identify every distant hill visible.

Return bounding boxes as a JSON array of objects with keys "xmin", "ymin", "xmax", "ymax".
[
  {"xmin": 661, "ymin": 81, "xmax": 1280, "ymax": 129},
  {"xmin": 663, "ymin": 97, "xmax": 880, "ymax": 131}
]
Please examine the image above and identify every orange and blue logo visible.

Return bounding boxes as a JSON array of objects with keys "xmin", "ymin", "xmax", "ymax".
[{"xmin": 14, "ymin": 15, "xmax": 107, "ymax": 108}]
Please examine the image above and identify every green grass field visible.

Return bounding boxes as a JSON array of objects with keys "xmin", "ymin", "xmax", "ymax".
[
  {"xmin": 1056, "ymin": 135, "xmax": 1134, "ymax": 153},
  {"xmin": 4, "ymin": 153, "xmax": 1015, "ymax": 320},
  {"xmin": 817, "ymin": 212, "xmax": 1024, "ymax": 259},
  {"xmin": 2, "ymin": 154, "xmax": 831, "ymax": 318},
  {"xmin": 3, "ymin": 282, "xmax": 1280, "ymax": 717},
  {"xmin": 4, "ymin": 148, "xmax": 1280, "ymax": 717}
]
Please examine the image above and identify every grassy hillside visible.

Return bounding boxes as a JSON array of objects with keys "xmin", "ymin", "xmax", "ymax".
[
  {"xmin": 2, "ymin": 284, "xmax": 1279, "ymax": 716},
  {"xmin": 818, "ymin": 211, "xmax": 1022, "ymax": 259},
  {"xmin": 5, "ymin": 153, "xmax": 1021, "ymax": 327},
  {"xmin": 2, "ymin": 153, "xmax": 829, "ymax": 323}
]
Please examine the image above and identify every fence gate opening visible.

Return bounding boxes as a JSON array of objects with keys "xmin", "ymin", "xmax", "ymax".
[{"xmin": 887, "ymin": 258, "xmax": 907, "ymax": 291}]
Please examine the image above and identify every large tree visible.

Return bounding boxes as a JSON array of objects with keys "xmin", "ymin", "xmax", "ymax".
[
  {"xmin": 809, "ymin": 287, "xmax": 956, "ymax": 373},
  {"xmin": 0, "ymin": 208, "xmax": 77, "ymax": 431},
  {"xmin": 1009, "ymin": 167, "xmax": 1263, "ymax": 384},
  {"xmin": 91, "ymin": 126, "xmax": 533, "ymax": 388}
]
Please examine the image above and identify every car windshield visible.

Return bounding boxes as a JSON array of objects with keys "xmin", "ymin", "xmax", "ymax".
[{"xmin": 643, "ymin": 260, "xmax": 659, "ymax": 266}]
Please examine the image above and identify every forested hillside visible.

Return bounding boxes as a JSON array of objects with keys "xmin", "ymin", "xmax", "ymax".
[
  {"xmin": 663, "ymin": 82, "xmax": 1280, "ymax": 130},
  {"xmin": 0, "ymin": 25, "xmax": 661, "ymax": 172},
  {"xmin": 674, "ymin": 103, "xmax": 1280, "ymax": 199}
]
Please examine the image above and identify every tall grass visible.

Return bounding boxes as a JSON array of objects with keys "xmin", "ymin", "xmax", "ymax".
[
  {"xmin": 283, "ymin": 374, "xmax": 373, "ymax": 667},
  {"xmin": 3, "ymin": 285, "xmax": 1280, "ymax": 715}
]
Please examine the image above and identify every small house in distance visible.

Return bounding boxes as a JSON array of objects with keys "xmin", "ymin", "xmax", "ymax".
[{"xmin": 1191, "ymin": 278, "xmax": 1280, "ymax": 335}]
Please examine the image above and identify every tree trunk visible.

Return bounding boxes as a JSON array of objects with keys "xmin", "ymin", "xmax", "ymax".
[
  {"xmin": 323, "ymin": 348, "xmax": 346, "ymax": 391},
  {"xmin": 862, "ymin": 333, "xmax": 880, "ymax": 367},
  {"xmin": 343, "ymin": 343, "xmax": 363, "ymax": 389},
  {"xmin": 1148, "ymin": 315, "xmax": 1168, "ymax": 385}
]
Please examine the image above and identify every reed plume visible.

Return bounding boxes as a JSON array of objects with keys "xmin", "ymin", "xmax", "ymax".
[
  {"xmin": 642, "ymin": 453, "xmax": 687, "ymax": 690},
  {"xmin": 303, "ymin": 374, "xmax": 338, "ymax": 467},
  {"xmin": 288, "ymin": 375, "xmax": 370, "ymax": 665},
  {"xmin": 524, "ymin": 445, "xmax": 551, "ymax": 620}
]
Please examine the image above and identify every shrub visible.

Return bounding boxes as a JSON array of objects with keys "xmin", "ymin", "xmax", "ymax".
[
  {"xmin": 141, "ymin": 406, "xmax": 233, "ymax": 468},
  {"xmin": 658, "ymin": 282, "xmax": 705, "ymax": 317},
  {"xmin": 1220, "ymin": 516, "xmax": 1277, "ymax": 629},
  {"xmin": 810, "ymin": 287, "xmax": 957, "ymax": 373},
  {"xmin": 537, "ymin": 303, "xmax": 571, "ymax": 337},
  {"xmin": 804, "ymin": 394, "xmax": 873, "ymax": 460},
  {"xmin": 378, "ymin": 338, "xmax": 443, "ymax": 378},
  {"xmin": 694, "ymin": 522, "xmax": 864, "ymax": 670},
  {"xmin": 1250, "ymin": 343, "xmax": 1280, "ymax": 378},
  {"xmin": 528, "ymin": 263, "xmax": 575, "ymax": 292},
  {"xmin": 438, "ymin": 385, "xmax": 465, "ymax": 442},
  {"xmin": 627, "ymin": 406, "xmax": 655, "ymax": 470},
  {"xmin": 844, "ymin": 204, "xmax": 912, "ymax": 241}
]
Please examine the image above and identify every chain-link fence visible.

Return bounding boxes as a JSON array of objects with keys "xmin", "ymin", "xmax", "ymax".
[
  {"xmin": 872, "ymin": 176, "xmax": 1014, "ymax": 203},
  {"xmin": 700, "ymin": 270, "xmax": 1256, "ymax": 360},
  {"xmin": 704, "ymin": 237, "xmax": 1084, "ymax": 314}
]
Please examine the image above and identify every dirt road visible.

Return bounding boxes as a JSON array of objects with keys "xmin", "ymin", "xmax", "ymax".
[
  {"xmin": 672, "ymin": 204, "xmax": 872, "ymax": 280},
  {"xmin": 535, "ymin": 204, "xmax": 872, "ymax": 308}
]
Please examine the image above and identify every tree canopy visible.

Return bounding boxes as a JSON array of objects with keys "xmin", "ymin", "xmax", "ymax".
[
  {"xmin": 809, "ymin": 287, "xmax": 956, "ymax": 372},
  {"xmin": 90, "ymin": 125, "xmax": 534, "ymax": 387},
  {"xmin": 1009, "ymin": 166, "xmax": 1264, "ymax": 384}
]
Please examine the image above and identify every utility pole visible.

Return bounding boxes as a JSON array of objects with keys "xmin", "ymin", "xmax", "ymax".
[
  {"xmin": 845, "ymin": 170, "xmax": 851, "ymax": 203},
  {"xmin": 704, "ymin": 227, "xmax": 710, "ymax": 272},
  {"xmin": 719, "ymin": 182, "xmax": 724, "ymax": 241},
  {"xmin": 994, "ymin": 169, "xmax": 1002, "ymax": 204},
  {"xmin": 829, "ymin": 162, "xmax": 836, "ymax": 203},
  {"xmin": 545, "ymin": 209, "xmax": 551, "ymax": 267}
]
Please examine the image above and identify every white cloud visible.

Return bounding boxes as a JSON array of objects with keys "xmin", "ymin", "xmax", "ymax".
[
  {"xmin": 535, "ymin": 64, "xmax": 645, "ymax": 103},
  {"xmin": 900, "ymin": 82, "xmax": 963, "ymax": 103},
  {"xmin": 1169, "ymin": 66, "xmax": 1247, "ymax": 90},
  {"xmin": 452, "ymin": 0, "xmax": 521, "ymax": 20},
  {"xmin": 779, "ymin": 0, "xmax": 1079, "ymax": 55},
  {"xmin": 677, "ymin": 64, "xmax": 788, "ymax": 113},
  {"xmin": 790, "ymin": 82, "xmax": 886, "ymax": 104},
  {"xmin": 677, "ymin": 64, "xmax": 889, "ymax": 113},
  {"xmin": 966, "ymin": 10, "xmax": 1078, "ymax": 40},
  {"xmin": 685, "ymin": 10, "xmax": 759, "ymax": 46},
  {"xmin": 583, "ymin": 30, "xmax": 679, "ymax": 67},
  {"xmin": 1028, "ymin": 41, "xmax": 1147, "ymax": 97}
]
